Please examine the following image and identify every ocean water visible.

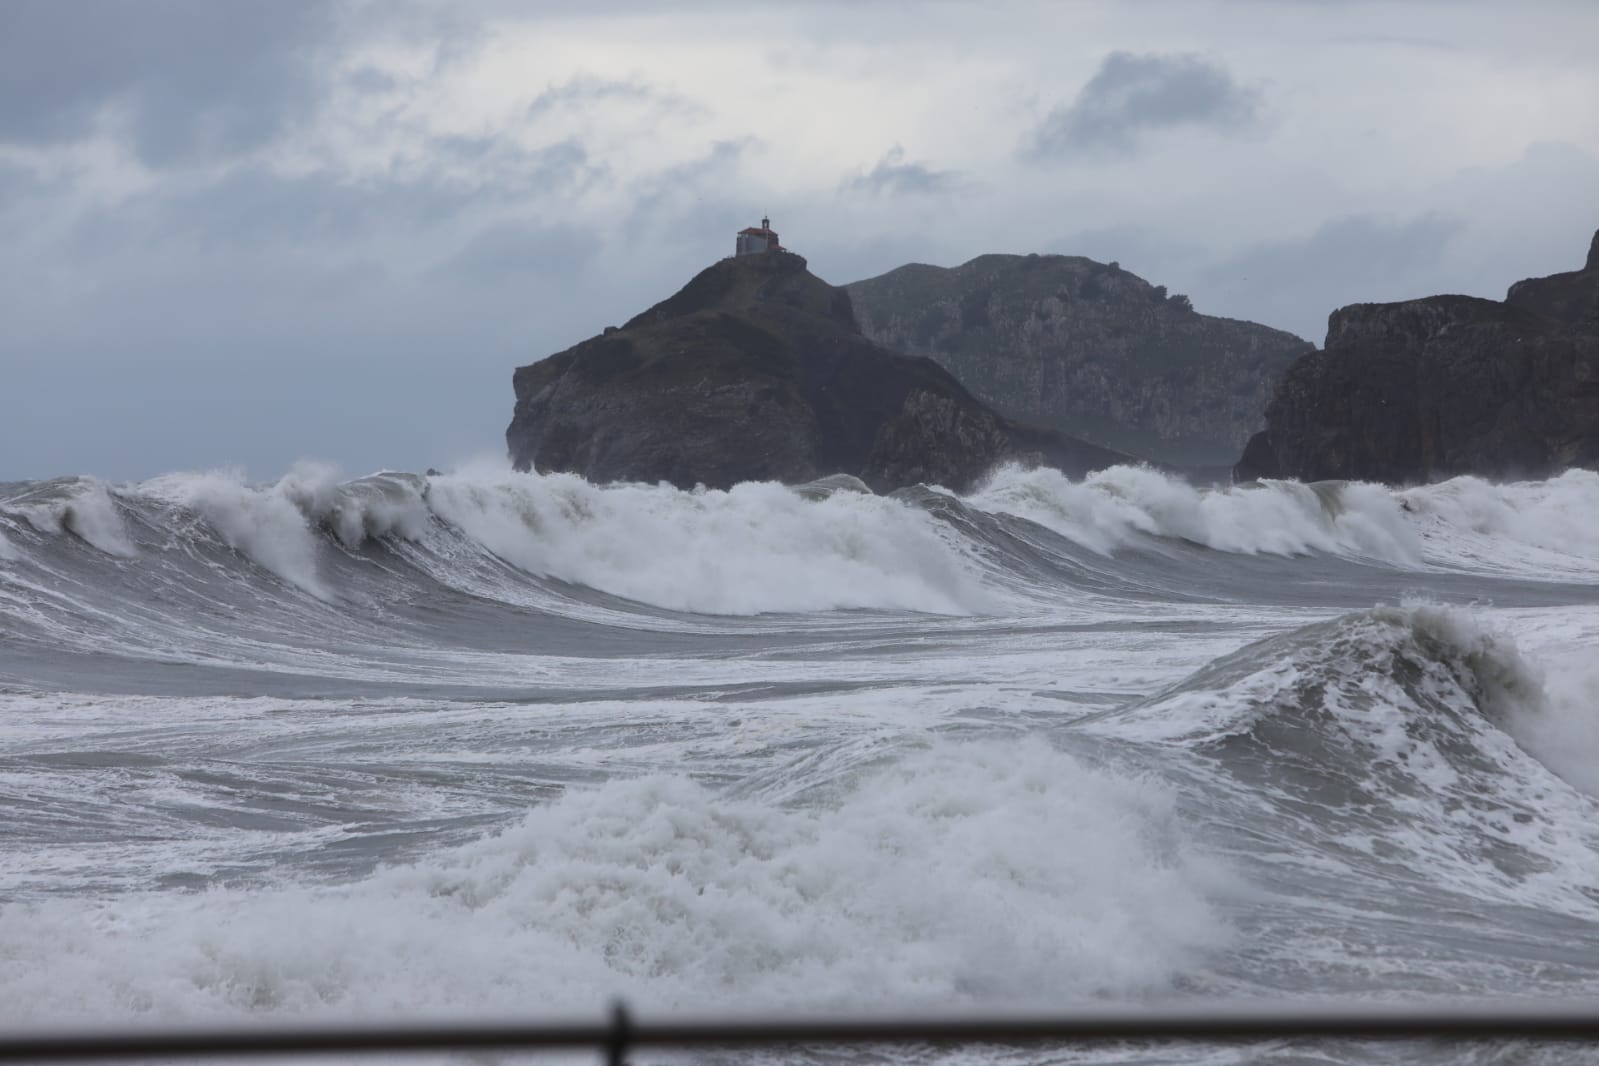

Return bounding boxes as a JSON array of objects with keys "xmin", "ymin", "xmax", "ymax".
[{"xmin": 6, "ymin": 461, "xmax": 1599, "ymax": 1062}]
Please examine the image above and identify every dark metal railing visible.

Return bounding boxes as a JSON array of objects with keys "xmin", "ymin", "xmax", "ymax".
[{"xmin": 7, "ymin": 1002, "xmax": 1599, "ymax": 1062}]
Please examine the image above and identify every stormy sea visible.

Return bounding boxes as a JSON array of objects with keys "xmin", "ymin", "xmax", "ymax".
[{"xmin": 6, "ymin": 461, "xmax": 1599, "ymax": 1063}]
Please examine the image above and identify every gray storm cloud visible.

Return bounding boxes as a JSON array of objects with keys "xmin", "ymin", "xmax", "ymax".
[
  {"xmin": 841, "ymin": 147, "xmax": 961, "ymax": 197},
  {"xmin": 0, "ymin": 0, "xmax": 334, "ymax": 165},
  {"xmin": 1029, "ymin": 50, "xmax": 1261, "ymax": 157},
  {"xmin": 526, "ymin": 75, "xmax": 706, "ymax": 123},
  {"xmin": 1, "ymin": 2, "xmax": 1595, "ymax": 481}
]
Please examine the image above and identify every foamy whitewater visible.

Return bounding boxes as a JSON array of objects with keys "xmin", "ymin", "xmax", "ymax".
[{"xmin": 7, "ymin": 462, "xmax": 1599, "ymax": 1063}]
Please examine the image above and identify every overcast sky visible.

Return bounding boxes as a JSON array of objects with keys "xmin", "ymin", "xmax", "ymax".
[{"xmin": 3, "ymin": 0, "xmax": 1597, "ymax": 482}]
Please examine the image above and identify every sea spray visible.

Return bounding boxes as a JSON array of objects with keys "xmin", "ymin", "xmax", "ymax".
[
  {"xmin": 1491, "ymin": 606, "xmax": 1599, "ymax": 801},
  {"xmin": 1400, "ymin": 469, "xmax": 1599, "ymax": 577},
  {"xmin": 321, "ymin": 473, "xmax": 432, "ymax": 548},
  {"xmin": 140, "ymin": 466, "xmax": 337, "ymax": 598},
  {"xmin": 422, "ymin": 469, "xmax": 999, "ymax": 615},
  {"xmin": 965, "ymin": 464, "xmax": 1420, "ymax": 563},
  {"xmin": 0, "ymin": 477, "xmax": 137, "ymax": 558},
  {"xmin": 0, "ymin": 740, "xmax": 1229, "ymax": 1021},
  {"xmin": 1088, "ymin": 604, "xmax": 1599, "ymax": 915},
  {"xmin": 91, "ymin": 467, "xmax": 1002, "ymax": 615}
]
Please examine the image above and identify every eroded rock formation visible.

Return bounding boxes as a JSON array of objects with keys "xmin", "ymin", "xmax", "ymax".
[
  {"xmin": 507, "ymin": 251, "xmax": 1127, "ymax": 492},
  {"xmin": 1235, "ymin": 230, "xmax": 1599, "ymax": 484},
  {"xmin": 846, "ymin": 254, "xmax": 1312, "ymax": 466}
]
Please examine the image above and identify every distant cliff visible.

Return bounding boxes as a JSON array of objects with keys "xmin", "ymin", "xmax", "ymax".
[
  {"xmin": 506, "ymin": 251, "xmax": 1128, "ymax": 493},
  {"xmin": 1236, "ymin": 230, "xmax": 1599, "ymax": 485},
  {"xmin": 846, "ymin": 254, "xmax": 1312, "ymax": 466}
]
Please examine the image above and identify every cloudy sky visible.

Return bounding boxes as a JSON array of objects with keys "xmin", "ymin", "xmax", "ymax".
[{"xmin": 3, "ymin": 0, "xmax": 1596, "ymax": 481}]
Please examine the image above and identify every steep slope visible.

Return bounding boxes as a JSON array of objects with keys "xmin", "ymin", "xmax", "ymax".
[
  {"xmin": 1235, "ymin": 229, "xmax": 1599, "ymax": 485},
  {"xmin": 846, "ymin": 254, "xmax": 1312, "ymax": 466},
  {"xmin": 507, "ymin": 251, "xmax": 1128, "ymax": 493}
]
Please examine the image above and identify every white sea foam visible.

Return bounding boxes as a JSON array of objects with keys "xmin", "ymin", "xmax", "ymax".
[
  {"xmin": 0, "ymin": 477, "xmax": 137, "ymax": 557},
  {"xmin": 966, "ymin": 464, "xmax": 1420, "ymax": 563},
  {"xmin": 322, "ymin": 474, "xmax": 431, "ymax": 549},
  {"xmin": 1400, "ymin": 469, "xmax": 1599, "ymax": 577},
  {"xmin": 0, "ymin": 527, "xmax": 17, "ymax": 562},
  {"xmin": 1095, "ymin": 603, "xmax": 1544, "ymax": 748},
  {"xmin": 13, "ymin": 460, "xmax": 1599, "ymax": 1017},
  {"xmin": 423, "ymin": 468, "xmax": 999, "ymax": 615},
  {"xmin": 1506, "ymin": 658, "xmax": 1599, "ymax": 800},
  {"xmin": 1487, "ymin": 607, "xmax": 1599, "ymax": 801},
  {"xmin": 1090, "ymin": 603, "xmax": 1599, "ymax": 919},
  {"xmin": 967, "ymin": 464, "xmax": 1599, "ymax": 578},
  {"xmin": 113, "ymin": 465, "xmax": 997, "ymax": 615},
  {"xmin": 0, "ymin": 740, "xmax": 1228, "ymax": 1022},
  {"xmin": 138, "ymin": 465, "xmax": 338, "ymax": 598}
]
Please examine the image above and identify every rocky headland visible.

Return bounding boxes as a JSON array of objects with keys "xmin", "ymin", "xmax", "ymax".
[
  {"xmin": 1236, "ymin": 230, "xmax": 1599, "ymax": 485},
  {"xmin": 506, "ymin": 251, "xmax": 1128, "ymax": 493},
  {"xmin": 846, "ymin": 254, "xmax": 1312, "ymax": 467}
]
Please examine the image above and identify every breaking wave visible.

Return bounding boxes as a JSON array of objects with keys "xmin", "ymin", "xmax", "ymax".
[
  {"xmin": 0, "ymin": 476, "xmax": 136, "ymax": 557},
  {"xmin": 6, "ymin": 463, "xmax": 1599, "ymax": 676},
  {"xmin": 0, "ymin": 740, "xmax": 1227, "ymax": 1022},
  {"xmin": 1089, "ymin": 603, "xmax": 1599, "ymax": 915},
  {"xmin": 1399, "ymin": 468, "xmax": 1599, "ymax": 577},
  {"xmin": 418, "ymin": 468, "xmax": 998, "ymax": 615},
  {"xmin": 969, "ymin": 463, "xmax": 1421, "ymax": 562},
  {"xmin": 1, "ymin": 465, "xmax": 1001, "ymax": 625}
]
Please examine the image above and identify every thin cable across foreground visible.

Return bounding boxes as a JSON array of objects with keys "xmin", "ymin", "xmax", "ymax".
[{"xmin": 8, "ymin": 1002, "xmax": 1599, "ymax": 1061}]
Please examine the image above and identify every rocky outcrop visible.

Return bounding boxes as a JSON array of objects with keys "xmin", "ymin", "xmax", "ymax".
[
  {"xmin": 506, "ymin": 251, "xmax": 1128, "ymax": 493},
  {"xmin": 845, "ymin": 254, "xmax": 1312, "ymax": 466},
  {"xmin": 1235, "ymin": 230, "xmax": 1599, "ymax": 485}
]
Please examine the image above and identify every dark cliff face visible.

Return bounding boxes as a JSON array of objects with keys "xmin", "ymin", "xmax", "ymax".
[
  {"xmin": 845, "ymin": 254, "xmax": 1312, "ymax": 466},
  {"xmin": 1236, "ymin": 230, "xmax": 1599, "ymax": 485},
  {"xmin": 506, "ymin": 252, "xmax": 1128, "ymax": 493}
]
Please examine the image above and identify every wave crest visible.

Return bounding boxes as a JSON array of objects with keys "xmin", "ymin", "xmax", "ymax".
[
  {"xmin": 140, "ymin": 466, "xmax": 338, "ymax": 598},
  {"xmin": 1400, "ymin": 469, "xmax": 1599, "ymax": 576},
  {"xmin": 420, "ymin": 469, "xmax": 997, "ymax": 615},
  {"xmin": 966, "ymin": 464, "xmax": 1420, "ymax": 563},
  {"xmin": 1086, "ymin": 604, "xmax": 1599, "ymax": 915},
  {"xmin": 0, "ymin": 477, "xmax": 136, "ymax": 557}
]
